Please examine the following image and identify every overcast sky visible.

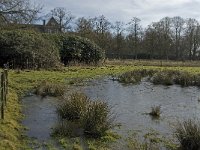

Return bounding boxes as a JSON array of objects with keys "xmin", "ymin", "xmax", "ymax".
[{"xmin": 35, "ymin": 0, "xmax": 200, "ymax": 27}]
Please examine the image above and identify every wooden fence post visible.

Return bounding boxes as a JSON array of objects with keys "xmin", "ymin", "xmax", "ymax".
[
  {"xmin": 1, "ymin": 73, "xmax": 4, "ymax": 119},
  {"xmin": 4, "ymin": 69, "xmax": 8, "ymax": 105}
]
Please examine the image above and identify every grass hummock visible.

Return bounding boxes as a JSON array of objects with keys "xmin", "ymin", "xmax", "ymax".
[
  {"xmin": 118, "ymin": 69, "xmax": 156, "ymax": 84},
  {"xmin": 54, "ymin": 92, "xmax": 116, "ymax": 138},
  {"xmin": 35, "ymin": 80, "xmax": 66, "ymax": 97},
  {"xmin": 118, "ymin": 69, "xmax": 200, "ymax": 87},
  {"xmin": 175, "ymin": 119, "xmax": 200, "ymax": 150}
]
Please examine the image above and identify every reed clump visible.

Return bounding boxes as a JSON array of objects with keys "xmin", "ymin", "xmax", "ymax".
[
  {"xmin": 152, "ymin": 71, "xmax": 175, "ymax": 85},
  {"xmin": 57, "ymin": 93, "xmax": 89, "ymax": 120},
  {"xmin": 82, "ymin": 101, "xmax": 114, "ymax": 137},
  {"xmin": 119, "ymin": 69, "xmax": 200, "ymax": 87},
  {"xmin": 149, "ymin": 105, "xmax": 161, "ymax": 118},
  {"xmin": 118, "ymin": 69, "xmax": 156, "ymax": 84},
  {"xmin": 152, "ymin": 70, "xmax": 200, "ymax": 87},
  {"xmin": 35, "ymin": 80, "xmax": 66, "ymax": 97},
  {"xmin": 175, "ymin": 119, "xmax": 200, "ymax": 150},
  {"xmin": 55, "ymin": 92, "xmax": 115, "ymax": 138}
]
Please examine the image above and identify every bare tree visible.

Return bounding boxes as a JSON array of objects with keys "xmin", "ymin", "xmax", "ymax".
[
  {"xmin": 113, "ymin": 21, "xmax": 125, "ymax": 55},
  {"xmin": 185, "ymin": 18, "xmax": 199, "ymax": 60},
  {"xmin": 94, "ymin": 15, "xmax": 111, "ymax": 34},
  {"xmin": 171, "ymin": 16, "xmax": 185, "ymax": 59},
  {"xmin": 127, "ymin": 17, "xmax": 142, "ymax": 59},
  {"xmin": 143, "ymin": 24, "xmax": 157, "ymax": 59},
  {"xmin": 75, "ymin": 17, "xmax": 94, "ymax": 37},
  {"xmin": 0, "ymin": 0, "xmax": 42, "ymax": 24},
  {"xmin": 93, "ymin": 15, "xmax": 112, "ymax": 50},
  {"xmin": 160, "ymin": 17, "xmax": 172, "ymax": 60},
  {"xmin": 50, "ymin": 7, "xmax": 75, "ymax": 32}
]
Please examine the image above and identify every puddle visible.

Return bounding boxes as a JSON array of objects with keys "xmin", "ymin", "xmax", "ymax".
[{"xmin": 22, "ymin": 96, "xmax": 58, "ymax": 141}]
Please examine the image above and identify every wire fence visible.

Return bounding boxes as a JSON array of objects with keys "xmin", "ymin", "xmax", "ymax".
[{"xmin": 0, "ymin": 69, "xmax": 8, "ymax": 119}]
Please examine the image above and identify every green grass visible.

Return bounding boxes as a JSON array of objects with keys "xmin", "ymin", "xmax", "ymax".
[
  {"xmin": 127, "ymin": 130, "xmax": 177, "ymax": 150},
  {"xmin": 2, "ymin": 64, "xmax": 200, "ymax": 149},
  {"xmin": 0, "ymin": 89, "xmax": 29, "ymax": 150}
]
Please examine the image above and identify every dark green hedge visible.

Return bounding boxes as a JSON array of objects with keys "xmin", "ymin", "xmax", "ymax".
[
  {"xmin": 43, "ymin": 34, "xmax": 105, "ymax": 65},
  {"xmin": 0, "ymin": 30, "xmax": 104, "ymax": 69},
  {"xmin": 0, "ymin": 30, "xmax": 60, "ymax": 69}
]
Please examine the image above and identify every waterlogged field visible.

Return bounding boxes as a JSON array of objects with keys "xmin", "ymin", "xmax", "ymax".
[{"xmin": 2, "ymin": 64, "xmax": 200, "ymax": 149}]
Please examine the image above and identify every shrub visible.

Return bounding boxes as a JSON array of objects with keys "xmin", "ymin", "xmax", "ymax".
[
  {"xmin": 175, "ymin": 119, "xmax": 200, "ymax": 150},
  {"xmin": 0, "ymin": 30, "xmax": 60, "ymax": 69},
  {"xmin": 43, "ymin": 34, "xmax": 105, "ymax": 65}
]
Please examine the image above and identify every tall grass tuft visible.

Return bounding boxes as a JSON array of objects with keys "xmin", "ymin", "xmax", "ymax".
[
  {"xmin": 118, "ymin": 69, "xmax": 156, "ymax": 84},
  {"xmin": 175, "ymin": 119, "xmax": 200, "ymax": 150},
  {"xmin": 173, "ymin": 72, "xmax": 195, "ymax": 86},
  {"xmin": 55, "ymin": 92, "xmax": 115, "ymax": 138},
  {"xmin": 35, "ymin": 80, "xmax": 66, "ymax": 97},
  {"xmin": 152, "ymin": 71, "xmax": 174, "ymax": 85},
  {"xmin": 149, "ymin": 105, "xmax": 161, "ymax": 118},
  {"xmin": 118, "ymin": 69, "xmax": 200, "ymax": 87},
  {"xmin": 152, "ymin": 70, "xmax": 200, "ymax": 87},
  {"xmin": 82, "ymin": 101, "xmax": 114, "ymax": 137},
  {"xmin": 57, "ymin": 93, "xmax": 89, "ymax": 120}
]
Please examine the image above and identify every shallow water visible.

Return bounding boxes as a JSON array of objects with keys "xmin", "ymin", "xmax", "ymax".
[
  {"xmin": 22, "ymin": 77, "xmax": 200, "ymax": 148},
  {"xmin": 82, "ymin": 77, "xmax": 200, "ymax": 137},
  {"xmin": 22, "ymin": 96, "xmax": 58, "ymax": 141}
]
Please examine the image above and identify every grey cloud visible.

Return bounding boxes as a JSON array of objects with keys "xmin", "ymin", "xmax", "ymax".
[{"xmin": 35, "ymin": 0, "xmax": 200, "ymax": 27}]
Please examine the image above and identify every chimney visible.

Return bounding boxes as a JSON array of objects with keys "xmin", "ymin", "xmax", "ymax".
[{"xmin": 43, "ymin": 20, "xmax": 46, "ymax": 26}]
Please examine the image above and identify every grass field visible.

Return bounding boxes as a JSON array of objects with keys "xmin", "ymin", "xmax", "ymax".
[{"xmin": 2, "ymin": 63, "xmax": 200, "ymax": 149}]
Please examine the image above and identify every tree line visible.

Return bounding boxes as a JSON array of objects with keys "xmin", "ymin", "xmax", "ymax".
[
  {"xmin": 47, "ymin": 8, "xmax": 200, "ymax": 60},
  {"xmin": 1, "ymin": 1, "xmax": 200, "ymax": 60}
]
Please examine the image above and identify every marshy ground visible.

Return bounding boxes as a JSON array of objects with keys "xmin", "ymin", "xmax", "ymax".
[{"xmin": 2, "ymin": 60, "xmax": 200, "ymax": 150}]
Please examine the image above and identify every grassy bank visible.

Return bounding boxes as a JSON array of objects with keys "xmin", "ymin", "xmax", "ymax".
[
  {"xmin": 2, "ymin": 65, "xmax": 200, "ymax": 149},
  {"xmin": 106, "ymin": 59, "xmax": 200, "ymax": 67}
]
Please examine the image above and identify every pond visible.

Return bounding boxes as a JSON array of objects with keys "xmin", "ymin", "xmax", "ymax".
[
  {"xmin": 22, "ymin": 77, "xmax": 200, "ymax": 148},
  {"xmin": 83, "ymin": 77, "xmax": 200, "ymax": 137}
]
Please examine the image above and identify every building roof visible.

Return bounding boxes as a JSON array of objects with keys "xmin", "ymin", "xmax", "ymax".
[{"xmin": 46, "ymin": 17, "xmax": 59, "ymax": 27}]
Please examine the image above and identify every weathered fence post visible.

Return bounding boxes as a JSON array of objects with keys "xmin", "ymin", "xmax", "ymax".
[
  {"xmin": 4, "ymin": 69, "xmax": 8, "ymax": 105},
  {"xmin": 1, "ymin": 73, "xmax": 4, "ymax": 119}
]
